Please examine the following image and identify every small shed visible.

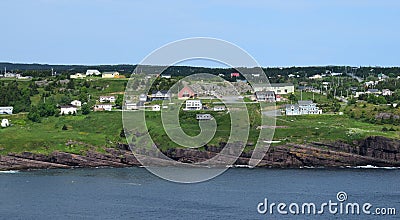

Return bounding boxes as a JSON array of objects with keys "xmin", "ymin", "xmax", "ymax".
[{"xmin": 1, "ymin": 119, "xmax": 9, "ymax": 127}]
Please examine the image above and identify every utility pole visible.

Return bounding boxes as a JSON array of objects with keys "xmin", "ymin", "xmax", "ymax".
[{"xmin": 300, "ymin": 89, "xmax": 303, "ymax": 101}]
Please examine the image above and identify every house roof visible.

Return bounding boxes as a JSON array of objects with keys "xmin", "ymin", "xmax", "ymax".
[
  {"xmin": 180, "ymin": 85, "xmax": 196, "ymax": 93},
  {"xmin": 285, "ymin": 104, "xmax": 299, "ymax": 108},
  {"xmin": 367, "ymin": 89, "xmax": 379, "ymax": 93},
  {"xmin": 270, "ymin": 83, "xmax": 294, "ymax": 87},
  {"xmin": 255, "ymin": 91, "xmax": 275, "ymax": 96},
  {"xmin": 196, "ymin": 114, "xmax": 212, "ymax": 117},
  {"xmin": 151, "ymin": 90, "xmax": 170, "ymax": 95},
  {"xmin": 298, "ymin": 100, "xmax": 314, "ymax": 105},
  {"xmin": 60, "ymin": 105, "xmax": 77, "ymax": 108},
  {"xmin": 253, "ymin": 83, "xmax": 294, "ymax": 89}
]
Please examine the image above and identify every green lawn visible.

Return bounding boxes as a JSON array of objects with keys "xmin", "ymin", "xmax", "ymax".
[
  {"xmin": 0, "ymin": 112, "xmax": 125, "ymax": 155},
  {"xmin": 1, "ymin": 105, "xmax": 399, "ymax": 156},
  {"xmin": 274, "ymin": 114, "xmax": 400, "ymax": 144}
]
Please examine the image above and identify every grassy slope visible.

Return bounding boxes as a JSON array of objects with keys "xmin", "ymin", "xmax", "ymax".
[
  {"xmin": 1, "ymin": 79, "xmax": 399, "ymax": 156},
  {"xmin": 0, "ymin": 112, "xmax": 125, "ymax": 155},
  {"xmin": 1, "ymin": 111, "xmax": 399, "ymax": 155},
  {"xmin": 274, "ymin": 115, "xmax": 399, "ymax": 144}
]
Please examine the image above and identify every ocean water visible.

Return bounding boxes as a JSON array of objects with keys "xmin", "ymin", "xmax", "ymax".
[{"xmin": 0, "ymin": 167, "xmax": 399, "ymax": 219}]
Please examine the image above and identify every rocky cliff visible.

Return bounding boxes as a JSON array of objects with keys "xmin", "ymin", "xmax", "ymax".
[{"xmin": 1, "ymin": 136, "xmax": 399, "ymax": 171}]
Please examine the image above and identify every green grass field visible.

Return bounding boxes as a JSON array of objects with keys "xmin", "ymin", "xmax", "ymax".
[
  {"xmin": 0, "ymin": 112, "xmax": 125, "ymax": 155},
  {"xmin": 274, "ymin": 114, "xmax": 399, "ymax": 144},
  {"xmin": 1, "ymin": 104, "xmax": 399, "ymax": 156}
]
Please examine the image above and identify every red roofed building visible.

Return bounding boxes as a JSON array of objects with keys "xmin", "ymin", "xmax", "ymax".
[
  {"xmin": 178, "ymin": 86, "xmax": 197, "ymax": 99},
  {"xmin": 231, "ymin": 72, "xmax": 240, "ymax": 77}
]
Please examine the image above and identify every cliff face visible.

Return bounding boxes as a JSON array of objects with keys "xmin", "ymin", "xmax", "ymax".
[{"xmin": 1, "ymin": 136, "xmax": 399, "ymax": 170}]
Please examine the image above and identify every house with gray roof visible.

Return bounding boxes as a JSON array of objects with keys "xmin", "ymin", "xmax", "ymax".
[
  {"xmin": 285, "ymin": 100, "xmax": 322, "ymax": 115},
  {"xmin": 255, "ymin": 91, "xmax": 276, "ymax": 102}
]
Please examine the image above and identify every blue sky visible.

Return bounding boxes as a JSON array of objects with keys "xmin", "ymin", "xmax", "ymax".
[{"xmin": 1, "ymin": 0, "xmax": 399, "ymax": 67}]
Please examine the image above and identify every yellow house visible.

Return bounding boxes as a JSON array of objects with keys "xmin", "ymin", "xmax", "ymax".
[{"xmin": 102, "ymin": 71, "xmax": 120, "ymax": 78}]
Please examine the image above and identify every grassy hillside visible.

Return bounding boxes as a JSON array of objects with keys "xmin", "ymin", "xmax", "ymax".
[
  {"xmin": 0, "ymin": 112, "xmax": 124, "ymax": 155},
  {"xmin": 1, "ymin": 108, "xmax": 398, "ymax": 156},
  {"xmin": 273, "ymin": 115, "xmax": 399, "ymax": 145}
]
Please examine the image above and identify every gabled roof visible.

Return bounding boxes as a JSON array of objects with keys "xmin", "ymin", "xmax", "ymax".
[
  {"xmin": 60, "ymin": 105, "xmax": 77, "ymax": 108},
  {"xmin": 285, "ymin": 104, "xmax": 299, "ymax": 108},
  {"xmin": 270, "ymin": 83, "xmax": 294, "ymax": 87},
  {"xmin": 151, "ymin": 90, "xmax": 170, "ymax": 95},
  {"xmin": 367, "ymin": 89, "xmax": 379, "ymax": 93},
  {"xmin": 298, "ymin": 100, "xmax": 314, "ymax": 105},
  {"xmin": 256, "ymin": 91, "xmax": 275, "ymax": 96}
]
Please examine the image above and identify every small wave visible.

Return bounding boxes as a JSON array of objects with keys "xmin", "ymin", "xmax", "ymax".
[
  {"xmin": 353, "ymin": 165, "xmax": 399, "ymax": 169},
  {"xmin": 226, "ymin": 165, "xmax": 255, "ymax": 169},
  {"xmin": 123, "ymin": 183, "xmax": 142, "ymax": 186},
  {"xmin": 0, "ymin": 170, "xmax": 19, "ymax": 174}
]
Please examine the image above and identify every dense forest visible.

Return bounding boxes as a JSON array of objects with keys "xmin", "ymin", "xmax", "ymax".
[{"xmin": 0, "ymin": 81, "xmax": 35, "ymax": 112}]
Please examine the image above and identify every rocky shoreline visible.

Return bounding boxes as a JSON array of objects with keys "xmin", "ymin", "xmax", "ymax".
[{"xmin": 1, "ymin": 136, "xmax": 399, "ymax": 171}]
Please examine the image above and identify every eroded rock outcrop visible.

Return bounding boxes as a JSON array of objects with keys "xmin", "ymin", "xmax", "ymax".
[{"xmin": 1, "ymin": 136, "xmax": 399, "ymax": 171}]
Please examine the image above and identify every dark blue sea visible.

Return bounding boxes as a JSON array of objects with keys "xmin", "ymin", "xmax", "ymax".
[{"xmin": 0, "ymin": 167, "xmax": 399, "ymax": 219}]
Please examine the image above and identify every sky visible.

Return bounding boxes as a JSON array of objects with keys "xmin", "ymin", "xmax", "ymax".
[{"xmin": 1, "ymin": 0, "xmax": 400, "ymax": 67}]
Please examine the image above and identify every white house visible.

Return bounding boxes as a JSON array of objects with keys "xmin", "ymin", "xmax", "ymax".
[
  {"xmin": 309, "ymin": 74, "xmax": 323, "ymax": 79},
  {"xmin": 184, "ymin": 100, "xmax": 202, "ymax": 111},
  {"xmin": 70, "ymin": 73, "xmax": 86, "ymax": 79},
  {"xmin": 354, "ymin": 92, "xmax": 365, "ymax": 98},
  {"xmin": 17, "ymin": 75, "xmax": 32, "ymax": 79},
  {"xmin": 364, "ymin": 81, "xmax": 378, "ymax": 87},
  {"xmin": 196, "ymin": 114, "xmax": 213, "ymax": 120},
  {"xmin": 102, "ymin": 71, "xmax": 120, "ymax": 78},
  {"xmin": 1, "ymin": 119, "xmax": 9, "ymax": 127},
  {"xmin": 213, "ymin": 106, "xmax": 226, "ymax": 111},
  {"xmin": 4, "ymin": 73, "xmax": 16, "ymax": 78},
  {"xmin": 60, "ymin": 105, "xmax": 77, "ymax": 115},
  {"xmin": 152, "ymin": 105, "xmax": 161, "ymax": 111},
  {"xmin": 0, "ymin": 107, "xmax": 13, "ymax": 115},
  {"xmin": 99, "ymin": 96, "xmax": 116, "ymax": 103},
  {"xmin": 124, "ymin": 101, "xmax": 145, "ymax": 110},
  {"xmin": 94, "ymin": 104, "xmax": 113, "ymax": 111},
  {"xmin": 382, "ymin": 89, "xmax": 393, "ymax": 96},
  {"xmin": 161, "ymin": 74, "xmax": 171, "ymax": 79},
  {"xmin": 139, "ymin": 94, "xmax": 148, "ymax": 102},
  {"xmin": 86, "ymin": 69, "xmax": 101, "ymax": 76},
  {"xmin": 150, "ymin": 90, "xmax": 170, "ymax": 101},
  {"xmin": 252, "ymin": 83, "xmax": 294, "ymax": 95},
  {"xmin": 70, "ymin": 100, "xmax": 82, "ymax": 107},
  {"xmin": 285, "ymin": 100, "xmax": 322, "ymax": 116}
]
